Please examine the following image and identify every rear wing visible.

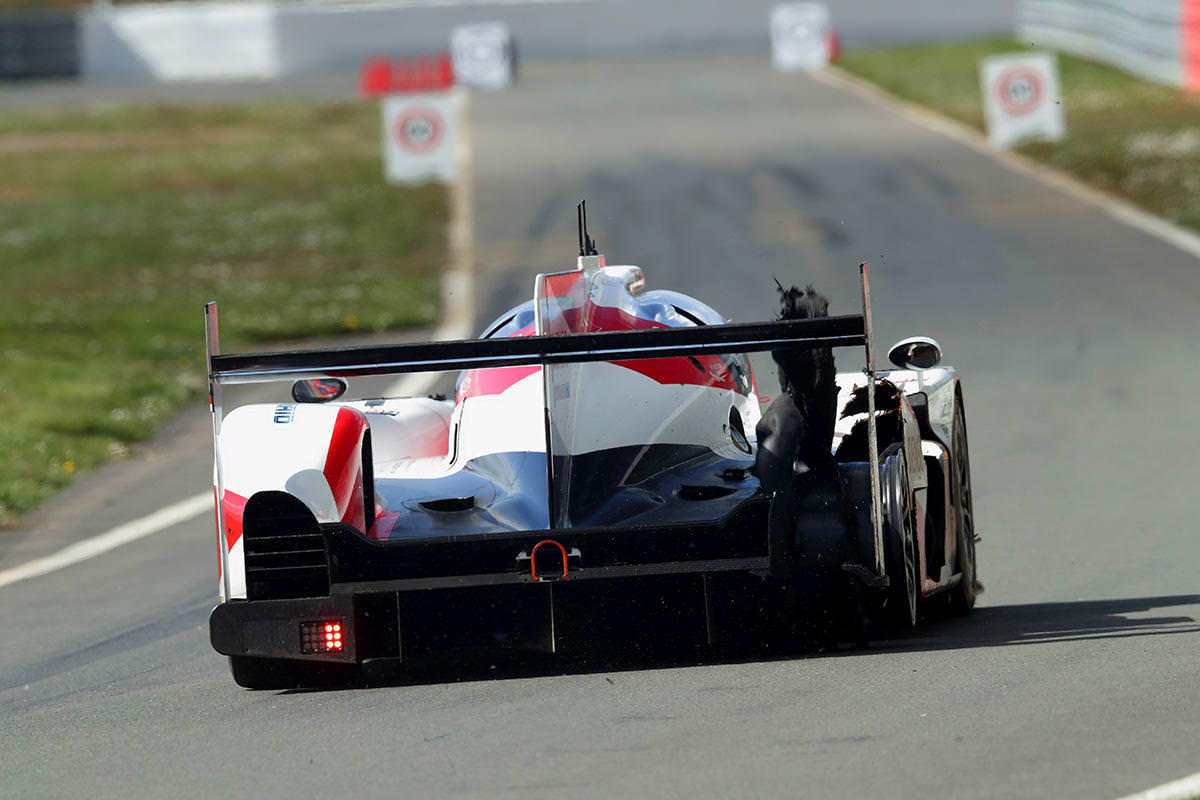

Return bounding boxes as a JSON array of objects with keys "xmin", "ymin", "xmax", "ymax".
[
  {"xmin": 204, "ymin": 265, "xmax": 885, "ymax": 599},
  {"xmin": 207, "ymin": 315, "xmax": 866, "ymax": 384}
]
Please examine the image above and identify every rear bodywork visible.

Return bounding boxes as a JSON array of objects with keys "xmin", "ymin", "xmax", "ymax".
[{"xmin": 206, "ymin": 255, "xmax": 972, "ymax": 678}]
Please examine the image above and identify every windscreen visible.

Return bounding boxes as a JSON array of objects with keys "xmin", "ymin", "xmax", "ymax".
[
  {"xmin": 535, "ymin": 266, "xmax": 756, "ymax": 529},
  {"xmin": 535, "ymin": 268, "xmax": 591, "ymax": 528}
]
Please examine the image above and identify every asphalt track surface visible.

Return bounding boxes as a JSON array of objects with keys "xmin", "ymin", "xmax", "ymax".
[{"xmin": 3, "ymin": 53, "xmax": 1200, "ymax": 800}]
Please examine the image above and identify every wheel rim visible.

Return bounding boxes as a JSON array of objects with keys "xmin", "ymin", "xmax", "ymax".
[
  {"xmin": 954, "ymin": 406, "xmax": 977, "ymax": 604},
  {"xmin": 899, "ymin": 478, "xmax": 918, "ymax": 626},
  {"xmin": 884, "ymin": 452, "xmax": 919, "ymax": 627}
]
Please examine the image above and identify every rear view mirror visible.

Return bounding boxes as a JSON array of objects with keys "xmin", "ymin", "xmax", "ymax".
[
  {"xmin": 887, "ymin": 337, "xmax": 942, "ymax": 370},
  {"xmin": 292, "ymin": 378, "xmax": 348, "ymax": 403}
]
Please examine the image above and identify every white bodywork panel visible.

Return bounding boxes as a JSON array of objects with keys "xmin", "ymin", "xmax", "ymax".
[{"xmin": 221, "ymin": 404, "xmax": 344, "ymax": 522}]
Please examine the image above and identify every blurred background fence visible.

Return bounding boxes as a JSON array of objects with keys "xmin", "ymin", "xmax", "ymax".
[
  {"xmin": 6, "ymin": 1, "xmax": 1198, "ymax": 93},
  {"xmin": 1017, "ymin": 0, "xmax": 1200, "ymax": 89},
  {"xmin": 0, "ymin": 11, "xmax": 76, "ymax": 78},
  {"xmin": 2, "ymin": 0, "xmax": 1018, "ymax": 83}
]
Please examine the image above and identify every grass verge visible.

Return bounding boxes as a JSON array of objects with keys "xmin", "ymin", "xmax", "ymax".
[
  {"xmin": 837, "ymin": 37, "xmax": 1200, "ymax": 231},
  {"xmin": 0, "ymin": 99, "xmax": 447, "ymax": 527}
]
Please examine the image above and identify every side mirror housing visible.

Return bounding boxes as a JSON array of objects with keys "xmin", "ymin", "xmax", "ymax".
[
  {"xmin": 292, "ymin": 378, "xmax": 348, "ymax": 403},
  {"xmin": 887, "ymin": 336, "xmax": 942, "ymax": 370}
]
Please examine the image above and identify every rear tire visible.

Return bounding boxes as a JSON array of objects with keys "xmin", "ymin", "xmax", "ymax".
[
  {"xmin": 882, "ymin": 447, "xmax": 919, "ymax": 629},
  {"xmin": 948, "ymin": 399, "xmax": 978, "ymax": 615}
]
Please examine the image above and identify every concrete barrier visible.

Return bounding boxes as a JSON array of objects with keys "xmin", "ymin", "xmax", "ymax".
[
  {"xmin": 1017, "ymin": 0, "xmax": 1200, "ymax": 89},
  {"xmin": 78, "ymin": 0, "xmax": 1017, "ymax": 84},
  {"xmin": 81, "ymin": 1, "xmax": 280, "ymax": 81}
]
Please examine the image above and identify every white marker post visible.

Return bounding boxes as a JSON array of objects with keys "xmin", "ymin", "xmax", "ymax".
[
  {"xmin": 770, "ymin": 2, "xmax": 834, "ymax": 72},
  {"xmin": 450, "ymin": 22, "xmax": 515, "ymax": 90},
  {"xmin": 382, "ymin": 94, "xmax": 458, "ymax": 183},
  {"xmin": 981, "ymin": 52, "xmax": 1066, "ymax": 148}
]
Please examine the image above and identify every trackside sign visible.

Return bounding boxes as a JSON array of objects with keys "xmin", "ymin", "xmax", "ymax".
[
  {"xmin": 770, "ymin": 2, "xmax": 834, "ymax": 71},
  {"xmin": 980, "ymin": 52, "xmax": 1066, "ymax": 147},
  {"xmin": 450, "ymin": 21, "xmax": 514, "ymax": 89},
  {"xmin": 381, "ymin": 90, "xmax": 460, "ymax": 184}
]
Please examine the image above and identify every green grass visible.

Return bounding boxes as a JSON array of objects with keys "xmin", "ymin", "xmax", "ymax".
[
  {"xmin": 838, "ymin": 38, "xmax": 1200, "ymax": 230},
  {"xmin": 0, "ymin": 100, "xmax": 447, "ymax": 527}
]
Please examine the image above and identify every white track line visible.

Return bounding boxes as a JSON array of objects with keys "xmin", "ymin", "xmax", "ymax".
[
  {"xmin": 0, "ymin": 492, "xmax": 213, "ymax": 589},
  {"xmin": 1115, "ymin": 771, "xmax": 1200, "ymax": 800},
  {"xmin": 813, "ymin": 66, "xmax": 1200, "ymax": 261},
  {"xmin": 2, "ymin": 91, "xmax": 477, "ymax": 588}
]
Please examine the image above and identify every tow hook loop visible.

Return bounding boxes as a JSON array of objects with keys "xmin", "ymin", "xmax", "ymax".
[{"xmin": 522, "ymin": 539, "xmax": 580, "ymax": 582}]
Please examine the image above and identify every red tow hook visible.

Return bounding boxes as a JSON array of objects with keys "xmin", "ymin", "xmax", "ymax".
[
  {"xmin": 518, "ymin": 539, "xmax": 580, "ymax": 582},
  {"xmin": 530, "ymin": 539, "xmax": 569, "ymax": 582}
]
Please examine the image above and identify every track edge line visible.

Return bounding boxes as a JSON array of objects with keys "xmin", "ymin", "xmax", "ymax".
[
  {"xmin": 0, "ymin": 492, "xmax": 212, "ymax": 589},
  {"xmin": 813, "ymin": 65, "xmax": 1200, "ymax": 261},
  {"xmin": 1114, "ymin": 770, "xmax": 1200, "ymax": 800}
]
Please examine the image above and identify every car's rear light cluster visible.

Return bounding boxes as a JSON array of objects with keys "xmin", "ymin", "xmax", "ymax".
[{"xmin": 300, "ymin": 620, "xmax": 344, "ymax": 654}]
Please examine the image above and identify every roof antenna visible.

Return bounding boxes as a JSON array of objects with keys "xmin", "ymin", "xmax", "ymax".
[{"xmin": 577, "ymin": 200, "xmax": 597, "ymax": 257}]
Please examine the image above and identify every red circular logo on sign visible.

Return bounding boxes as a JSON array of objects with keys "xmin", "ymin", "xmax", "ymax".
[
  {"xmin": 394, "ymin": 106, "xmax": 445, "ymax": 154},
  {"xmin": 994, "ymin": 66, "xmax": 1043, "ymax": 116}
]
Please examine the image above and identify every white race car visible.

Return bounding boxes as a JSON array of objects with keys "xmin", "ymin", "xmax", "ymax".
[{"xmin": 205, "ymin": 212, "xmax": 978, "ymax": 688}]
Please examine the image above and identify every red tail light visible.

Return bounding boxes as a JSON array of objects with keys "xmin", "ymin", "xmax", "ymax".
[{"xmin": 300, "ymin": 620, "xmax": 345, "ymax": 654}]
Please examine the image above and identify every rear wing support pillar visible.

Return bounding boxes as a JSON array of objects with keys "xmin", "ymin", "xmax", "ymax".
[
  {"xmin": 205, "ymin": 302, "xmax": 232, "ymax": 604},
  {"xmin": 859, "ymin": 264, "xmax": 886, "ymax": 582}
]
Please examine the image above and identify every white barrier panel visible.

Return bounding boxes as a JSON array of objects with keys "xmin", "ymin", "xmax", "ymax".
[
  {"xmin": 381, "ymin": 90, "xmax": 459, "ymax": 184},
  {"xmin": 770, "ymin": 2, "xmax": 832, "ymax": 72},
  {"xmin": 450, "ymin": 22, "xmax": 514, "ymax": 90},
  {"xmin": 85, "ymin": 2, "xmax": 280, "ymax": 81},
  {"xmin": 981, "ymin": 52, "xmax": 1066, "ymax": 148},
  {"xmin": 1016, "ymin": 0, "xmax": 1192, "ymax": 89}
]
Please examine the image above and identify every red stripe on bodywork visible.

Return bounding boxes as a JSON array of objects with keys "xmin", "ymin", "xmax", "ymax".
[
  {"xmin": 324, "ymin": 407, "xmax": 369, "ymax": 531},
  {"xmin": 556, "ymin": 305, "xmax": 739, "ymax": 391},
  {"xmin": 1186, "ymin": 0, "xmax": 1200, "ymax": 90},
  {"xmin": 221, "ymin": 489, "xmax": 248, "ymax": 551},
  {"xmin": 213, "ymin": 486, "xmax": 222, "ymax": 579},
  {"xmin": 367, "ymin": 509, "xmax": 403, "ymax": 541},
  {"xmin": 540, "ymin": 271, "xmax": 586, "ymax": 298},
  {"xmin": 457, "ymin": 324, "xmax": 538, "ymax": 401},
  {"xmin": 457, "ymin": 304, "xmax": 741, "ymax": 400},
  {"xmin": 457, "ymin": 364, "xmax": 541, "ymax": 402},
  {"xmin": 613, "ymin": 353, "xmax": 738, "ymax": 391}
]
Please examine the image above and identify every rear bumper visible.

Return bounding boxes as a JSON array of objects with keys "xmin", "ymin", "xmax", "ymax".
[
  {"xmin": 217, "ymin": 493, "xmax": 789, "ymax": 663},
  {"xmin": 210, "ymin": 558, "xmax": 776, "ymax": 665}
]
